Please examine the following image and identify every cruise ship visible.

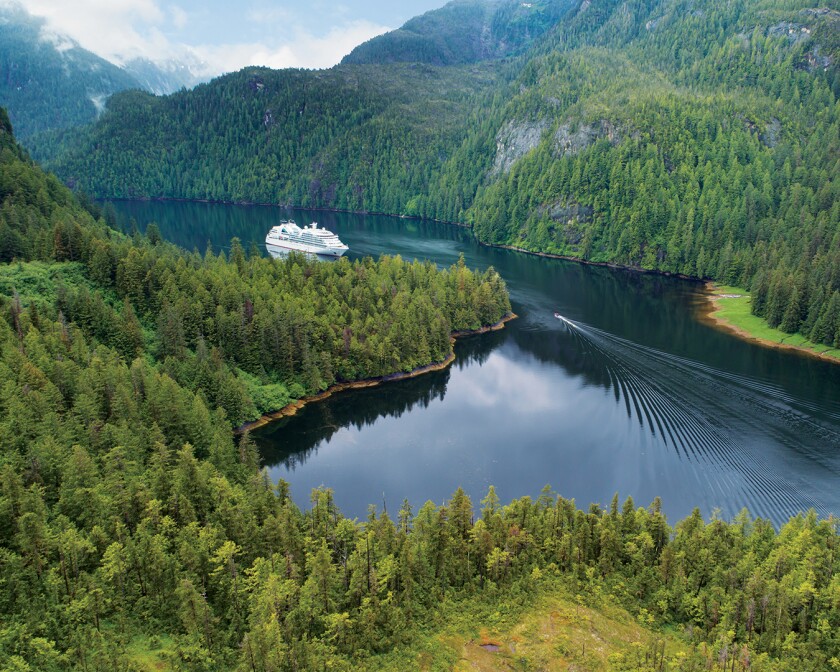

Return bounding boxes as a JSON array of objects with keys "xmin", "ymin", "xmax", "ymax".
[{"xmin": 265, "ymin": 221, "xmax": 349, "ymax": 257}]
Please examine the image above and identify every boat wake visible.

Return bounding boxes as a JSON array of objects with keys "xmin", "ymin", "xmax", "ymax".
[{"xmin": 554, "ymin": 314, "xmax": 840, "ymax": 523}]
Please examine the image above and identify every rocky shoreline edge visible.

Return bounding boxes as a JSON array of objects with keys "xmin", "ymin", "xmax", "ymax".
[{"xmin": 237, "ymin": 311, "xmax": 517, "ymax": 434}]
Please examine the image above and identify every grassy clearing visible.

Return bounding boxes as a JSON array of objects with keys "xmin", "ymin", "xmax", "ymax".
[
  {"xmin": 0, "ymin": 260, "xmax": 92, "ymax": 306},
  {"xmin": 367, "ymin": 579, "xmax": 688, "ymax": 671},
  {"xmin": 123, "ymin": 634, "xmax": 175, "ymax": 671},
  {"xmin": 709, "ymin": 285, "xmax": 840, "ymax": 362}
]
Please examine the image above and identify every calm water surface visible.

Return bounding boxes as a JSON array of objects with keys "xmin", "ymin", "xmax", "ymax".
[{"xmin": 109, "ymin": 200, "xmax": 840, "ymax": 525}]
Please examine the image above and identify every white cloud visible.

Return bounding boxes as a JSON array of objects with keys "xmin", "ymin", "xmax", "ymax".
[
  {"xmin": 18, "ymin": 0, "xmax": 173, "ymax": 63},
  {"xmin": 12, "ymin": 0, "xmax": 390, "ymax": 75},
  {"xmin": 192, "ymin": 20, "xmax": 390, "ymax": 73},
  {"xmin": 170, "ymin": 5, "xmax": 188, "ymax": 30}
]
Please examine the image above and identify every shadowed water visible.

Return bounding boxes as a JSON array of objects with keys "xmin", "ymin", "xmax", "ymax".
[{"xmin": 108, "ymin": 200, "xmax": 840, "ymax": 524}]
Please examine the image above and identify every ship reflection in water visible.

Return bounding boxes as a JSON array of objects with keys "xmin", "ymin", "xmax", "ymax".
[{"xmin": 266, "ymin": 246, "xmax": 340, "ymax": 262}]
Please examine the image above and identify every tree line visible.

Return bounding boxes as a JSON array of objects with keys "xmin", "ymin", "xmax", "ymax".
[
  {"xmin": 2, "ymin": 108, "xmax": 511, "ymax": 427},
  {"xmin": 36, "ymin": 0, "xmax": 840, "ymax": 348}
]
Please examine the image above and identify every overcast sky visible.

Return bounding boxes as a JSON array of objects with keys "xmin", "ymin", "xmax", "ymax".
[{"xmin": 13, "ymin": 0, "xmax": 447, "ymax": 75}]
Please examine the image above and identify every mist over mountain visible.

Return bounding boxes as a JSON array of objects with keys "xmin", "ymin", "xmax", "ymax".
[
  {"xmin": 0, "ymin": 4, "xmax": 206, "ymax": 140},
  {"xmin": 0, "ymin": 4, "xmax": 142, "ymax": 140},
  {"xmin": 121, "ymin": 56, "xmax": 208, "ymax": 96}
]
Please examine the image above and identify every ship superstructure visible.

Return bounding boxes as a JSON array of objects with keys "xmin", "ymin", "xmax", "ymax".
[{"xmin": 265, "ymin": 221, "xmax": 348, "ymax": 257}]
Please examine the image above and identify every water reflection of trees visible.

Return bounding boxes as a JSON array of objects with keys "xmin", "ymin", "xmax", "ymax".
[
  {"xmin": 256, "ymin": 323, "xmax": 505, "ymax": 470},
  {"xmin": 255, "ymin": 368, "xmax": 451, "ymax": 470},
  {"xmin": 106, "ymin": 200, "xmax": 469, "ymax": 257}
]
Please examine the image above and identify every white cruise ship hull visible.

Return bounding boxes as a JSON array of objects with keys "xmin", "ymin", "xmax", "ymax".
[
  {"xmin": 265, "ymin": 221, "xmax": 349, "ymax": 258},
  {"xmin": 265, "ymin": 240, "xmax": 348, "ymax": 257}
]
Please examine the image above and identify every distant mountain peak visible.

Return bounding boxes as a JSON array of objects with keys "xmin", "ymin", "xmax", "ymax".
[
  {"xmin": 0, "ymin": 3, "xmax": 209, "ymax": 142},
  {"xmin": 342, "ymin": 0, "xmax": 576, "ymax": 66}
]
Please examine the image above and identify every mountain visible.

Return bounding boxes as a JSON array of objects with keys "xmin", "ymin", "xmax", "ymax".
[
  {"xmin": 122, "ymin": 55, "xmax": 208, "ymax": 96},
  {"xmin": 342, "ymin": 0, "xmax": 577, "ymax": 66},
  {"xmin": 37, "ymin": 62, "xmax": 500, "ymax": 210},
  {"xmin": 0, "ymin": 4, "xmax": 208, "ymax": 142},
  {"xmin": 39, "ymin": 0, "xmax": 840, "ymax": 347},
  {"xmin": 0, "ymin": 4, "xmax": 144, "ymax": 141}
]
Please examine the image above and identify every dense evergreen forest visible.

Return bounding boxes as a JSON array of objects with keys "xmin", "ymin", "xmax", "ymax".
[
  {"xmin": 37, "ymin": 0, "xmax": 840, "ymax": 350},
  {"xmin": 0, "ymin": 105, "xmax": 511, "ymax": 428},
  {"xmin": 342, "ymin": 0, "xmax": 577, "ymax": 66},
  {"xmin": 0, "ymin": 105, "xmax": 839, "ymax": 670}
]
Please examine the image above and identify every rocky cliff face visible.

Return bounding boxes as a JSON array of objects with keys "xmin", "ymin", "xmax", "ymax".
[{"xmin": 491, "ymin": 119, "xmax": 549, "ymax": 175}]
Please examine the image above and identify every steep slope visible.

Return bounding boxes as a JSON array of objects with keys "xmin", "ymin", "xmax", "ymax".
[
  {"xmin": 460, "ymin": 0, "xmax": 839, "ymax": 343},
  {"xmin": 0, "ymin": 4, "xmax": 205, "ymax": 143},
  {"xmin": 42, "ymin": 62, "xmax": 500, "ymax": 212},
  {"xmin": 342, "ymin": 0, "xmax": 576, "ymax": 66},
  {"xmin": 0, "ymin": 4, "xmax": 143, "ymax": 141}
]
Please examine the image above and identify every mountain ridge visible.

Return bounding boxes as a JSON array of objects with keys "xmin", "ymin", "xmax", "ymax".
[
  {"xmin": 0, "ymin": 4, "xmax": 204, "ymax": 140},
  {"xmin": 342, "ymin": 0, "xmax": 577, "ymax": 66},
  {"xmin": 26, "ymin": 0, "xmax": 840, "ymax": 348}
]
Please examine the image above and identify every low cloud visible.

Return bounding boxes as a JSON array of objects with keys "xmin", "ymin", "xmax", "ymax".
[
  {"xmin": 15, "ymin": 0, "xmax": 174, "ymax": 63},
  {"xmin": 193, "ymin": 20, "xmax": 389, "ymax": 73},
  {"xmin": 12, "ymin": 0, "xmax": 390, "ymax": 75}
]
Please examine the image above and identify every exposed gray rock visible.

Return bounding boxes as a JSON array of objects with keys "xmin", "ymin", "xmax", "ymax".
[
  {"xmin": 645, "ymin": 17, "xmax": 662, "ymax": 31},
  {"xmin": 491, "ymin": 119, "xmax": 549, "ymax": 174},
  {"xmin": 554, "ymin": 119, "xmax": 622, "ymax": 156},
  {"xmin": 541, "ymin": 199, "xmax": 594, "ymax": 224},
  {"xmin": 804, "ymin": 45, "xmax": 833, "ymax": 72},
  {"xmin": 760, "ymin": 118, "xmax": 781, "ymax": 148},
  {"xmin": 801, "ymin": 7, "xmax": 839, "ymax": 19},
  {"xmin": 536, "ymin": 199, "xmax": 594, "ymax": 246},
  {"xmin": 767, "ymin": 22, "xmax": 811, "ymax": 44}
]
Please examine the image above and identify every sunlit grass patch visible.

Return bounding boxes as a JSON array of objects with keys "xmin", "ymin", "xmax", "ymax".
[{"xmin": 711, "ymin": 285, "xmax": 840, "ymax": 362}]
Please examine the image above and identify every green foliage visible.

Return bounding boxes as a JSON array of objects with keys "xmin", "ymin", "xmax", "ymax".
[
  {"xmin": 38, "ymin": 0, "xmax": 840, "ymax": 348},
  {"xmin": 2, "ymin": 115, "xmax": 511, "ymax": 425},
  {"xmin": 0, "ymin": 104, "xmax": 517, "ymax": 670},
  {"xmin": 39, "ymin": 64, "xmax": 498, "ymax": 218},
  {"xmin": 342, "ymin": 0, "xmax": 576, "ymax": 66}
]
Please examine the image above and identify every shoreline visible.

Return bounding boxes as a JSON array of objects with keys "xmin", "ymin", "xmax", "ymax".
[
  {"xmin": 698, "ymin": 282, "xmax": 840, "ymax": 364},
  {"xmin": 101, "ymin": 196, "xmax": 472, "ymax": 228},
  {"xmin": 479, "ymin": 241, "xmax": 703, "ymax": 282},
  {"xmin": 103, "ymin": 196, "xmax": 702, "ymax": 281},
  {"xmin": 237, "ymin": 311, "xmax": 517, "ymax": 434},
  {"xmin": 105, "ymin": 197, "xmax": 840, "ymax": 362}
]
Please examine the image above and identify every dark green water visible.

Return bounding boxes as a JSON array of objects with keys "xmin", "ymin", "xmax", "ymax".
[{"xmin": 108, "ymin": 200, "xmax": 840, "ymax": 524}]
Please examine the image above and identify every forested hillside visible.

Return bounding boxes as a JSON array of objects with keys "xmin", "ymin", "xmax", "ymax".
[
  {"xmin": 342, "ymin": 0, "xmax": 576, "ymax": 66},
  {"xmin": 1, "ymin": 120, "xmax": 839, "ymax": 669},
  {"xmin": 1, "ymin": 86, "xmax": 840, "ymax": 672},
  {"xmin": 37, "ymin": 63, "xmax": 498, "ymax": 213},
  {"xmin": 39, "ymin": 0, "xmax": 840, "ymax": 349}
]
